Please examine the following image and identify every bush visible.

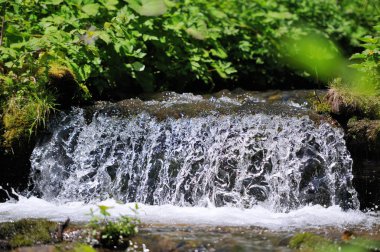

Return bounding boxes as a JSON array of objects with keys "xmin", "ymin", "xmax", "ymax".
[
  {"xmin": 0, "ymin": 0, "xmax": 378, "ymax": 146},
  {"xmin": 88, "ymin": 205, "xmax": 139, "ymax": 249}
]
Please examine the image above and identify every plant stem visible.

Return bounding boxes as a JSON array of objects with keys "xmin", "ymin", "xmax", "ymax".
[{"xmin": 0, "ymin": 4, "xmax": 5, "ymax": 47}]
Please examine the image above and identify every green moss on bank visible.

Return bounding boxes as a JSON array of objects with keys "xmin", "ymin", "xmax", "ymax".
[
  {"xmin": 2, "ymin": 96, "xmax": 55, "ymax": 148},
  {"xmin": 289, "ymin": 232, "xmax": 380, "ymax": 252},
  {"xmin": 289, "ymin": 232, "xmax": 335, "ymax": 251},
  {"xmin": 0, "ymin": 219, "xmax": 56, "ymax": 248},
  {"xmin": 326, "ymin": 79, "xmax": 380, "ymax": 119}
]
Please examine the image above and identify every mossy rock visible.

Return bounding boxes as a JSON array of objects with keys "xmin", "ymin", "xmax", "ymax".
[
  {"xmin": 0, "ymin": 219, "xmax": 56, "ymax": 248},
  {"xmin": 54, "ymin": 242, "xmax": 96, "ymax": 252},
  {"xmin": 47, "ymin": 64, "xmax": 82, "ymax": 108},
  {"xmin": 326, "ymin": 83, "xmax": 380, "ymax": 120},
  {"xmin": 288, "ymin": 232, "xmax": 335, "ymax": 251},
  {"xmin": 2, "ymin": 95, "xmax": 54, "ymax": 148},
  {"xmin": 313, "ymin": 101, "xmax": 332, "ymax": 114},
  {"xmin": 346, "ymin": 119, "xmax": 380, "ymax": 159}
]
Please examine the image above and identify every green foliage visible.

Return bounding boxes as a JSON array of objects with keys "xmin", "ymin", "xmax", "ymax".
[
  {"xmin": 281, "ymin": 32, "xmax": 346, "ymax": 82},
  {"xmin": 0, "ymin": 0, "xmax": 378, "ymax": 147},
  {"xmin": 88, "ymin": 205, "xmax": 139, "ymax": 249},
  {"xmin": 349, "ymin": 25, "xmax": 380, "ymax": 94},
  {"xmin": 0, "ymin": 218, "xmax": 56, "ymax": 248},
  {"xmin": 2, "ymin": 94, "xmax": 55, "ymax": 147}
]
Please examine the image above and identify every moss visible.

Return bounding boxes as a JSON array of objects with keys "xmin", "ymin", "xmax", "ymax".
[
  {"xmin": 313, "ymin": 101, "xmax": 332, "ymax": 114},
  {"xmin": 48, "ymin": 64, "xmax": 76, "ymax": 82},
  {"xmin": 0, "ymin": 219, "xmax": 56, "ymax": 248},
  {"xmin": 2, "ymin": 95, "xmax": 55, "ymax": 148},
  {"xmin": 288, "ymin": 232, "xmax": 335, "ymax": 251},
  {"xmin": 348, "ymin": 119, "xmax": 380, "ymax": 143},
  {"xmin": 54, "ymin": 243, "xmax": 96, "ymax": 252},
  {"xmin": 327, "ymin": 79, "xmax": 380, "ymax": 119},
  {"xmin": 47, "ymin": 63, "xmax": 83, "ymax": 108}
]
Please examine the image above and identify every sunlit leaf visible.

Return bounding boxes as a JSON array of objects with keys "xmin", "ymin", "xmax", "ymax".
[
  {"xmin": 131, "ymin": 61, "xmax": 145, "ymax": 71},
  {"xmin": 186, "ymin": 28, "xmax": 206, "ymax": 40},
  {"xmin": 126, "ymin": 0, "xmax": 167, "ymax": 16},
  {"xmin": 350, "ymin": 53, "xmax": 366, "ymax": 60},
  {"xmin": 210, "ymin": 47, "xmax": 228, "ymax": 59},
  {"xmin": 82, "ymin": 3, "xmax": 100, "ymax": 16},
  {"xmin": 48, "ymin": 0, "xmax": 64, "ymax": 5}
]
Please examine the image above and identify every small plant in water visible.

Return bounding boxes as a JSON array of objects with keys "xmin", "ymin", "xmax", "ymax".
[{"xmin": 88, "ymin": 204, "xmax": 140, "ymax": 249}]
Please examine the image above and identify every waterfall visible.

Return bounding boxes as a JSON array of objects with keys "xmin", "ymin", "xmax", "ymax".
[{"xmin": 30, "ymin": 93, "xmax": 359, "ymax": 212}]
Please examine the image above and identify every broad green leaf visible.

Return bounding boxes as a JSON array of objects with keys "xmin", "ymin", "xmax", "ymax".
[
  {"xmin": 48, "ymin": 0, "xmax": 64, "ymax": 5},
  {"xmin": 82, "ymin": 3, "xmax": 100, "ymax": 16},
  {"xmin": 142, "ymin": 34, "xmax": 158, "ymax": 41},
  {"xmin": 98, "ymin": 32, "xmax": 111, "ymax": 44},
  {"xmin": 359, "ymin": 37, "xmax": 378, "ymax": 44},
  {"xmin": 186, "ymin": 28, "xmax": 206, "ymax": 40},
  {"xmin": 266, "ymin": 11, "xmax": 293, "ymax": 20},
  {"xmin": 98, "ymin": 205, "xmax": 112, "ymax": 216},
  {"xmin": 131, "ymin": 61, "xmax": 145, "ymax": 71},
  {"xmin": 349, "ymin": 53, "xmax": 366, "ymax": 60},
  {"xmin": 83, "ymin": 64, "xmax": 92, "ymax": 79},
  {"xmin": 126, "ymin": 0, "xmax": 167, "ymax": 16},
  {"xmin": 210, "ymin": 47, "xmax": 228, "ymax": 59},
  {"xmin": 102, "ymin": 0, "xmax": 119, "ymax": 10}
]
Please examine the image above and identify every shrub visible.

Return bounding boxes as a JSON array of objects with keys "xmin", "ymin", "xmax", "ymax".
[
  {"xmin": 87, "ymin": 205, "xmax": 139, "ymax": 249},
  {"xmin": 0, "ymin": 0, "xmax": 378, "ymax": 146}
]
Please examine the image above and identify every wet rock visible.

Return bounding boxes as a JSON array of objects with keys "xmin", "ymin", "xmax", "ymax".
[
  {"xmin": 288, "ymin": 232, "xmax": 333, "ymax": 251},
  {"xmin": 346, "ymin": 119, "xmax": 380, "ymax": 210},
  {"xmin": 346, "ymin": 119, "xmax": 380, "ymax": 159}
]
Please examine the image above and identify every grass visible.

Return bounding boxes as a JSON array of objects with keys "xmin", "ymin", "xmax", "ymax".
[
  {"xmin": 2, "ymin": 94, "xmax": 56, "ymax": 148},
  {"xmin": 325, "ymin": 78, "xmax": 380, "ymax": 119}
]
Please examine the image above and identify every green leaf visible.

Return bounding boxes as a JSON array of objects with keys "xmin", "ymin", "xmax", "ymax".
[
  {"xmin": 102, "ymin": 0, "xmax": 119, "ymax": 10},
  {"xmin": 131, "ymin": 61, "xmax": 145, "ymax": 71},
  {"xmin": 359, "ymin": 37, "xmax": 378, "ymax": 44},
  {"xmin": 350, "ymin": 53, "xmax": 366, "ymax": 60},
  {"xmin": 82, "ymin": 3, "xmax": 100, "ymax": 16},
  {"xmin": 186, "ymin": 28, "xmax": 206, "ymax": 40},
  {"xmin": 126, "ymin": 0, "xmax": 167, "ymax": 16},
  {"xmin": 98, "ymin": 205, "xmax": 112, "ymax": 216},
  {"xmin": 47, "ymin": 0, "xmax": 64, "ymax": 5},
  {"xmin": 210, "ymin": 47, "xmax": 228, "ymax": 59},
  {"xmin": 98, "ymin": 32, "xmax": 111, "ymax": 44}
]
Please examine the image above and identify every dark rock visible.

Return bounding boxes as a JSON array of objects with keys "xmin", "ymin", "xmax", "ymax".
[
  {"xmin": 0, "ymin": 145, "xmax": 33, "ymax": 202},
  {"xmin": 345, "ymin": 119, "xmax": 380, "ymax": 210}
]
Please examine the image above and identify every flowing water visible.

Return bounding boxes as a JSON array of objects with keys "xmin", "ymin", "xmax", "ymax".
[{"xmin": 0, "ymin": 91, "xmax": 379, "ymax": 250}]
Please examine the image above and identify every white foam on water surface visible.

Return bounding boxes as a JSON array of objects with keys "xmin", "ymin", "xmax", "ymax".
[{"xmin": 0, "ymin": 196, "xmax": 377, "ymax": 231}]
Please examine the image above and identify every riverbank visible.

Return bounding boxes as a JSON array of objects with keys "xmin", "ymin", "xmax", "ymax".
[{"xmin": 1, "ymin": 218, "xmax": 380, "ymax": 252}]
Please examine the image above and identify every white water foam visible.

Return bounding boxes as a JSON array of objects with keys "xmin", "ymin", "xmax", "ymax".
[{"xmin": 0, "ymin": 196, "xmax": 377, "ymax": 230}]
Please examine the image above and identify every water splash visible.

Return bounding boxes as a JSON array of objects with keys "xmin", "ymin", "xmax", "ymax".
[
  {"xmin": 30, "ymin": 93, "xmax": 358, "ymax": 212},
  {"xmin": 1, "ymin": 196, "xmax": 377, "ymax": 230}
]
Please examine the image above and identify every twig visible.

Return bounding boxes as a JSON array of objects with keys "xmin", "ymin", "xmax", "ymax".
[
  {"xmin": 56, "ymin": 217, "xmax": 70, "ymax": 241},
  {"xmin": 314, "ymin": 66, "xmax": 322, "ymax": 103},
  {"xmin": 314, "ymin": 90, "xmax": 322, "ymax": 104}
]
